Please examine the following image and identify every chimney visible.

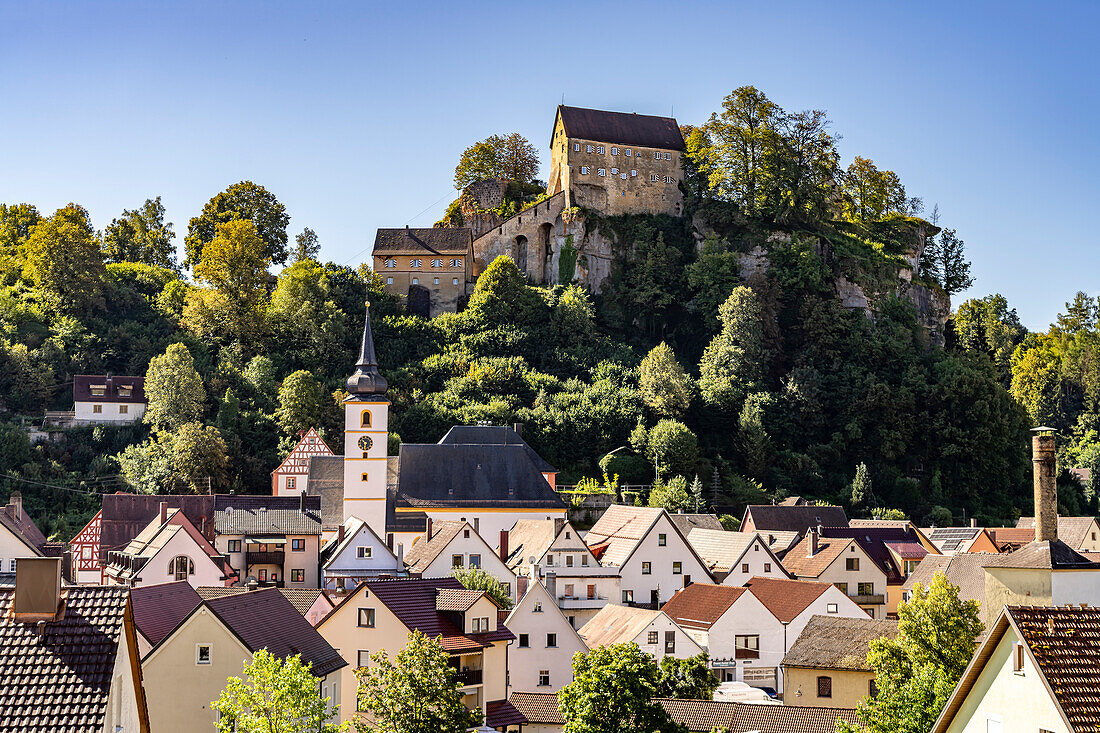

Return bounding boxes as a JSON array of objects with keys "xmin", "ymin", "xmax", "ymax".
[
  {"xmin": 338, "ymin": 524, "xmax": 346, "ymax": 546},
  {"xmin": 499, "ymin": 530, "xmax": 509, "ymax": 563},
  {"xmin": 545, "ymin": 571, "xmax": 557, "ymax": 600},
  {"xmin": 9, "ymin": 491, "xmax": 22, "ymax": 521},
  {"xmin": 553, "ymin": 518, "xmax": 566, "ymax": 537},
  {"xmin": 517, "ymin": 575, "xmax": 529, "ymax": 599},
  {"xmin": 513, "ymin": 422, "xmax": 524, "ymax": 437},
  {"xmin": 159, "ymin": 501, "xmax": 168, "ymax": 526},
  {"xmin": 808, "ymin": 526, "xmax": 819, "ymax": 557},
  {"xmin": 970, "ymin": 517, "xmax": 978, "ymax": 528},
  {"xmin": 396, "ymin": 542, "xmax": 404, "ymax": 569},
  {"xmin": 1033, "ymin": 430, "xmax": 1058, "ymax": 543},
  {"xmin": 14, "ymin": 557, "xmax": 63, "ymax": 622},
  {"xmin": 425, "ymin": 517, "xmax": 433, "ymax": 542},
  {"xmin": 246, "ymin": 577, "xmax": 259, "ymax": 591},
  {"xmin": 300, "ymin": 492, "xmax": 307, "ymax": 513}
]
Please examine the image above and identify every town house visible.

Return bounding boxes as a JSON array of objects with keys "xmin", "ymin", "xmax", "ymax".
[
  {"xmin": 404, "ymin": 519, "xmax": 517, "ymax": 601},
  {"xmin": 781, "ymin": 614, "xmax": 899, "ymax": 708},
  {"xmin": 578, "ymin": 603, "xmax": 704, "ymax": 663},
  {"xmin": 321, "ymin": 516, "xmax": 407, "ymax": 591},
  {"xmin": 780, "ymin": 527, "xmax": 889, "ymax": 618},
  {"xmin": 505, "ymin": 578, "xmax": 587, "ymax": 694},
  {"xmin": 686, "ymin": 528, "xmax": 793, "ymax": 585},
  {"xmin": 214, "ymin": 494, "xmax": 323, "ymax": 588},
  {"xmin": 104, "ymin": 504, "xmax": 236, "ymax": 588}
]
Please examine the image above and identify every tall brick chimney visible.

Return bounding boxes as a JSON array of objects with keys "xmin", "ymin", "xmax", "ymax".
[{"xmin": 1033, "ymin": 429, "xmax": 1058, "ymax": 543}]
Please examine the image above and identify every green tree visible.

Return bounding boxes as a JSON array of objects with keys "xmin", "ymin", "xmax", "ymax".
[
  {"xmin": 700, "ymin": 287, "xmax": 769, "ymax": 412},
  {"xmin": 696, "ymin": 86, "xmax": 782, "ymax": 214},
  {"xmin": 840, "ymin": 573, "xmax": 983, "ymax": 733},
  {"xmin": 0, "ymin": 203, "xmax": 41, "ymax": 283},
  {"xmin": 144, "ymin": 342, "xmax": 205, "ymax": 432},
  {"xmin": 646, "ymin": 419, "xmax": 699, "ymax": 479},
  {"xmin": 648, "ymin": 476, "xmax": 693, "ymax": 513},
  {"xmin": 451, "ymin": 566, "xmax": 513, "ymax": 609},
  {"xmin": 275, "ymin": 370, "xmax": 326, "ymax": 437},
  {"xmin": 639, "ymin": 342, "xmax": 693, "ymax": 418},
  {"xmin": 453, "ymin": 133, "xmax": 539, "ymax": 189},
  {"xmin": 185, "ymin": 181, "xmax": 290, "ymax": 267},
  {"xmin": 559, "ymin": 643, "xmax": 684, "ymax": 733},
  {"xmin": 186, "ymin": 219, "xmax": 271, "ymax": 344},
  {"xmin": 213, "ymin": 649, "xmax": 346, "ymax": 733},
  {"xmin": 170, "ymin": 422, "xmax": 229, "ymax": 492},
  {"xmin": 738, "ymin": 392, "xmax": 774, "ymax": 482},
  {"xmin": 689, "ymin": 475, "xmax": 705, "ymax": 511},
  {"xmin": 952, "ymin": 294, "xmax": 1026, "ymax": 384},
  {"xmin": 291, "ymin": 227, "xmax": 320, "ymax": 263},
  {"xmin": 657, "ymin": 653, "xmax": 719, "ymax": 700},
  {"xmin": 355, "ymin": 630, "xmax": 483, "ymax": 733},
  {"xmin": 841, "ymin": 157, "xmax": 910, "ymax": 222},
  {"xmin": 920, "ymin": 227, "xmax": 974, "ymax": 295},
  {"xmin": 116, "ymin": 438, "xmax": 174, "ymax": 493},
  {"xmin": 102, "ymin": 197, "xmax": 177, "ymax": 270},
  {"xmin": 850, "ymin": 462, "xmax": 873, "ymax": 512},
  {"xmin": 871, "ymin": 507, "xmax": 907, "ymax": 520},
  {"xmin": 24, "ymin": 203, "xmax": 106, "ymax": 314}
]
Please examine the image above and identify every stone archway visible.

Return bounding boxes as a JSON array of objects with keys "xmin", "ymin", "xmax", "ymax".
[
  {"xmin": 513, "ymin": 235, "xmax": 528, "ymax": 274},
  {"xmin": 533, "ymin": 223, "xmax": 553, "ymax": 283}
]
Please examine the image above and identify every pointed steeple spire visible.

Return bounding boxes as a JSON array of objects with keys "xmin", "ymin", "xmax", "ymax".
[{"xmin": 346, "ymin": 301, "xmax": 388, "ymax": 398}]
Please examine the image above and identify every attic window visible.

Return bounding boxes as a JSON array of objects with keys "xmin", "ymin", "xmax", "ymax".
[
  {"xmin": 357, "ymin": 546, "xmax": 372, "ymax": 559},
  {"xmin": 196, "ymin": 644, "xmax": 212, "ymax": 665},
  {"xmin": 448, "ymin": 488, "xmax": 454, "ymax": 495},
  {"xmin": 508, "ymin": 487, "xmax": 515, "ymax": 496},
  {"xmin": 1013, "ymin": 642, "xmax": 1025, "ymax": 673},
  {"xmin": 118, "ymin": 385, "xmax": 132, "ymax": 397},
  {"xmin": 90, "ymin": 385, "xmax": 106, "ymax": 397},
  {"xmin": 463, "ymin": 529, "xmax": 470, "ymax": 539}
]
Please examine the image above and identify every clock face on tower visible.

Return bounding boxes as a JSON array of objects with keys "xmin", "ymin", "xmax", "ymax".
[{"xmin": 358, "ymin": 435, "xmax": 373, "ymax": 453}]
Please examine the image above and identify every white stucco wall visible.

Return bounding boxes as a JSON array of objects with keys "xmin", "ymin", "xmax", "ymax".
[
  {"xmin": 791, "ymin": 541, "xmax": 887, "ymax": 619},
  {"xmin": 720, "ymin": 536, "xmax": 791, "ymax": 586},
  {"xmin": 0, "ymin": 524, "xmax": 38, "ymax": 573},
  {"xmin": 323, "ymin": 523, "xmax": 402, "ymax": 589},
  {"xmin": 419, "ymin": 530, "xmax": 517, "ymax": 600},
  {"xmin": 617, "ymin": 513, "xmax": 711, "ymax": 606},
  {"xmin": 102, "ymin": 623, "xmax": 144, "ymax": 733},
  {"xmin": 274, "ymin": 472, "xmax": 308, "ymax": 496},
  {"xmin": 1050, "ymin": 568, "xmax": 1100, "ymax": 607},
  {"xmin": 216, "ymin": 533, "xmax": 320, "ymax": 588},
  {"xmin": 628, "ymin": 612, "xmax": 704, "ymax": 661},
  {"xmin": 73, "ymin": 400, "xmax": 145, "ymax": 424},
  {"xmin": 507, "ymin": 582, "xmax": 587, "ymax": 693},
  {"xmin": 132, "ymin": 528, "xmax": 226, "ymax": 588},
  {"xmin": 410, "ymin": 509, "xmax": 567, "ymax": 547}
]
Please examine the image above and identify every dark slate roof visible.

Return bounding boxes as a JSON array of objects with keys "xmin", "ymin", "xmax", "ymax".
[
  {"xmin": 981, "ymin": 539, "xmax": 1099, "ymax": 570},
  {"xmin": 555, "ymin": 105, "xmax": 685, "ymax": 150},
  {"xmin": 438, "ymin": 425, "xmax": 556, "ymax": 473},
  {"xmin": 204, "ymin": 588, "xmax": 345, "ymax": 677},
  {"xmin": 98, "ymin": 493, "xmax": 215, "ymax": 563},
  {"xmin": 214, "ymin": 495, "xmax": 322, "ymax": 536},
  {"xmin": 742, "ymin": 505, "xmax": 849, "ymax": 534},
  {"xmin": 396, "ymin": 443, "xmax": 564, "ymax": 509},
  {"xmin": 782, "ymin": 615, "xmax": 899, "ymax": 671},
  {"xmin": 0, "ymin": 498, "xmax": 46, "ymax": 553},
  {"xmin": 306, "ymin": 455, "xmax": 345, "ymax": 529},
  {"xmin": 373, "ymin": 228, "xmax": 472, "ymax": 254},
  {"xmin": 196, "ymin": 586, "xmax": 329, "ymax": 618},
  {"xmin": 670, "ymin": 513, "xmax": 724, "ymax": 536},
  {"xmin": 0, "ymin": 586, "xmax": 133, "ymax": 733},
  {"xmin": 72, "ymin": 374, "xmax": 146, "ymax": 403},
  {"xmin": 363, "ymin": 578, "xmax": 514, "ymax": 653},
  {"xmin": 130, "ymin": 581, "xmax": 202, "ymax": 647}
]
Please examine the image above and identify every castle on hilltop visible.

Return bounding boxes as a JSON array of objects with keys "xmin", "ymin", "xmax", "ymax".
[{"xmin": 372, "ymin": 105, "xmax": 685, "ymax": 316}]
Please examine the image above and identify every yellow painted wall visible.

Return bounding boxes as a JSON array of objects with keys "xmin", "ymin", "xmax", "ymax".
[
  {"xmin": 783, "ymin": 666, "xmax": 874, "ymax": 709},
  {"xmin": 983, "ymin": 568, "xmax": 1052, "ymax": 627},
  {"xmin": 941, "ymin": 626, "xmax": 1068, "ymax": 733},
  {"xmin": 142, "ymin": 607, "xmax": 252, "ymax": 733}
]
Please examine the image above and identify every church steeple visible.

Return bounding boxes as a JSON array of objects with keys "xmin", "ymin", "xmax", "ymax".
[{"xmin": 346, "ymin": 302, "xmax": 388, "ymax": 399}]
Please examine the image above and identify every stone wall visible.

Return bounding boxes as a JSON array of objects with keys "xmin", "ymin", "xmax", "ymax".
[
  {"xmin": 472, "ymin": 192, "xmax": 567, "ymax": 284},
  {"xmin": 460, "ymin": 180, "xmax": 507, "ymax": 239}
]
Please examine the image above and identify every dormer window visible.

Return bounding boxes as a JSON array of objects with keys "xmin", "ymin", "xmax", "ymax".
[
  {"xmin": 90, "ymin": 384, "xmax": 106, "ymax": 397},
  {"xmin": 118, "ymin": 385, "xmax": 132, "ymax": 398}
]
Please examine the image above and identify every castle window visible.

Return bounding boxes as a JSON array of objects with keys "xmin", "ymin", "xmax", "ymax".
[
  {"xmin": 596, "ymin": 146, "xmax": 604, "ymax": 154},
  {"xmin": 611, "ymin": 168, "xmax": 618, "ymax": 175},
  {"xmin": 384, "ymin": 258, "xmax": 396, "ymax": 268},
  {"xmin": 452, "ymin": 278, "xmax": 459, "ymax": 285},
  {"xmin": 362, "ymin": 410, "xmax": 371, "ymax": 427},
  {"xmin": 410, "ymin": 259, "xmax": 422, "ymax": 268},
  {"xmin": 651, "ymin": 174, "xmax": 660, "ymax": 182},
  {"xmin": 433, "ymin": 277, "xmax": 440, "ymax": 285},
  {"xmin": 664, "ymin": 176, "xmax": 673, "ymax": 183},
  {"xmin": 621, "ymin": 173, "xmax": 627, "ymax": 179},
  {"xmin": 653, "ymin": 151, "xmax": 661, "ymax": 160},
  {"xmin": 611, "ymin": 147, "xmax": 618, "ymax": 155},
  {"xmin": 412, "ymin": 277, "xmax": 418, "ymax": 285},
  {"xmin": 585, "ymin": 145, "xmax": 593, "ymax": 153},
  {"xmin": 431, "ymin": 258, "xmax": 443, "ymax": 267},
  {"xmin": 598, "ymin": 168, "xmax": 606, "ymax": 176},
  {"xmin": 631, "ymin": 170, "xmax": 637, "ymax": 177},
  {"xmin": 664, "ymin": 152, "xmax": 672, "ymax": 160},
  {"xmin": 386, "ymin": 277, "xmax": 393, "ymax": 284},
  {"xmin": 574, "ymin": 143, "xmax": 580, "ymax": 151},
  {"xmin": 625, "ymin": 148, "xmax": 632, "ymax": 156},
  {"xmin": 580, "ymin": 166, "xmax": 590, "ymax": 175},
  {"xmin": 449, "ymin": 258, "xmax": 462, "ymax": 267}
]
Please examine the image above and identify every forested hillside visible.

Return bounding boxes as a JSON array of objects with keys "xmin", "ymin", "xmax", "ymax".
[{"xmin": 0, "ymin": 87, "xmax": 1049, "ymax": 539}]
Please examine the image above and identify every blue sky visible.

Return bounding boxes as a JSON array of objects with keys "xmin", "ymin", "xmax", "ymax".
[{"xmin": 2, "ymin": 0, "xmax": 1097, "ymax": 330}]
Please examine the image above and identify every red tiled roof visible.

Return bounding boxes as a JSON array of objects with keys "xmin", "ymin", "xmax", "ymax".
[
  {"xmin": 661, "ymin": 583, "xmax": 745, "ymax": 630},
  {"xmin": 510, "ymin": 691, "xmax": 563, "ymax": 724},
  {"xmin": 436, "ymin": 589, "xmax": 487, "ymax": 612},
  {"xmin": 130, "ymin": 581, "xmax": 202, "ymax": 647},
  {"xmin": 745, "ymin": 577, "xmax": 832, "ymax": 623},
  {"xmin": 486, "ymin": 699, "xmax": 527, "ymax": 727},
  {"xmin": 366, "ymin": 578, "xmax": 514, "ymax": 653},
  {"xmin": 885, "ymin": 541, "xmax": 929, "ymax": 559}
]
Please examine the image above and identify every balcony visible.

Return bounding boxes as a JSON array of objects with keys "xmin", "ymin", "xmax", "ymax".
[
  {"xmin": 247, "ymin": 550, "xmax": 285, "ymax": 566},
  {"xmin": 558, "ymin": 593, "xmax": 609, "ymax": 609},
  {"xmin": 850, "ymin": 593, "xmax": 885, "ymax": 605},
  {"xmin": 452, "ymin": 669, "xmax": 483, "ymax": 686}
]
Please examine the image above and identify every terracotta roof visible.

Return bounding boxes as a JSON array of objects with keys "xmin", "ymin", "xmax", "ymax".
[
  {"xmin": 214, "ymin": 495, "xmax": 321, "ymax": 536},
  {"xmin": 1015, "ymin": 516, "xmax": 1099, "ymax": 549},
  {"xmin": 555, "ymin": 105, "xmax": 685, "ymax": 150},
  {"xmin": 981, "ymin": 540, "xmax": 1099, "ymax": 570},
  {"xmin": 579, "ymin": 604, "xmax": 664, "ymax": 649},
  {"xmin": 763, "ymin": 530, "xmax": 802, "ymax": 556},
  {"xmin": 988, "ymin": 526, "xmax": 1036, "ymax": 551},
  {"xmin": 902, "ymin": 553, "xmax": 992, "ymax": 605},
  {"xmin": 885, "ymin": 541, "xmax": 929, "ymax": 559},
  {"xmin": 744, "ymin": 577, "xmax": 833, "ymax": 623},
  {"xmin": 780, "ymin": 535, "xmax": 856, "ymax": 578},
  {"xmin": 782, "ymin": 614, "xmax": 899, "ymax": 670},
  {"xmin": 820, "ymin": 526, "xmax": 930, "ymax": 584},
  {"xmin": 669, "ymin": 513, "xmax": 724, "ymax": 536},
  {"xmin": 436, "ymin": 588, "xmax": 487, "ymax": 612},
  {"xmin": 503, "ymin": 520, "xmax": 558, "ymax": 572},
  {"xmin": 0, "ymin": 586, "xmax": 135, "ymax": 732},
  {"xmin": 586, "ymin": 505, "xmax": 688, "ymax": 567},
  {"xmin": 687, "ymin": 528, "xmax": 755, "ymax": 573},
  {"xmin": 359, "ymin": 578, "xmax": 514, "ymax": 653},
  {"xmin": 486, "ymin": 699, "xmax": 526, "ymax": 728},
  {"xmin": 203, "ymin": 588, "xmax": 345, "ymax": 677},
  {"xmin": 403, "ymin": 520, "xmax": 469, "ymax": 573},
  {"xmin": 742, "ymin": 505, "xmax": 848, "ymax": 533},
  {"xmin": 510, "ymin": 691, "xmax": 860, "ymax": 733},
  {"xmin": 72, "ymin": 374, "xmax": 145, "ymax": 403},
  {"xmin": 661, "ymin": 583, "xmax": 745, "ymax": 630},
  {"xmin": 373, "ymin": 227, "xmax": 472, "ymax": 255},
  {"xmin": 130, "ymin": 581, "xmax": 202, "ymax": 647},
  {"xmin": 196, "ymin": 587, "xmax": 329, "ymax": 618}
]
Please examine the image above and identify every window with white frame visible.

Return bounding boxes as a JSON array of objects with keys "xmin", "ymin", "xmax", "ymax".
[
  {"xmin": 611, "ymin": 168, "xmax": 618, "ymax": 175},
  {"xmin": 538, "ymin": 670, "xmax": 550, "ymax": 686},
  {"xmin": 598, "ymin": 168, "xmax": 606, "ymax": 176},
  {"xmin": 431, "ymin": 258, "xmax": 443, "ymax": 267},
  {"xmin": 611, "ymin": 147, "xmax": 618, "ymax": 155},
  {"xmin": 357, "ymin": 650, "xmax": 370, "ymax": 669},
  {"xmin": 654, "ymin": 151, "xmax": 661, "ymax": 159},
  {"xmin": 449, "ymin": 258, "xmax": 462, "ymax": 267},
  {"xmin": 196, "ymin": 644, "xmax": 212, "ymax": 665},
  {"xmin": 648, "ymin": 631, "xmax": 659, "ymax": 644},
  {"xmin": 410, "ymin": 259, "xmax": 422, "ymax": 268},
  {"xmin": 452, "ymin": 278, "xmax": 459, "ymax": 285},
  {"xmin": 664, "ymin": 152, "xmax": 672, "ymax": 160},
  {"xmin": 625, "ymin": 148, "xmax": 632, "ymax": 156},
  {"xmin": 580, "ymin": 166, "xmax": 590, "ymax": 174},
  {"xmin": 596, "ymin": 146, "xmax": 604, "ymax": 154},
  {"xmin": 358, "ymin": 546, "xmax": 373, "ymax": 559},
  {"xmin": 384, "ymin": 258, "xmax": 396, "ymax": 268},
  {"xmin": 533, "ymin": 602, "xmax": 543, "ymax": 612},
  {"xmin": 574, "ymin": 143, "xmax": 580, "ymax": 151},
  {"xmin": 170, "ymin": 555, "xmax": 194, "ymax": 581},
  {"xmin": 586, "ymin": 145, "xmax": 593, "ymax": 153}
]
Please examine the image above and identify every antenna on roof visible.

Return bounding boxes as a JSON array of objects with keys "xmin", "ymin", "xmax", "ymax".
[{"xmin": 561, "ymin": 93, "xmax": 564, "ymax": 105}]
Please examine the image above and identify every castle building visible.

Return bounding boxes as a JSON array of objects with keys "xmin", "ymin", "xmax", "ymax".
[
  {"xmin": 372, "ymin": 227, "xmax": 473, "ymax": 317},
  {"xmin": 546, "ymin": 105, "xmax": 686, "ymax": 217}
]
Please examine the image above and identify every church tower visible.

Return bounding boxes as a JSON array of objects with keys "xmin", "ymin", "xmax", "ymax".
[{"xmin": 343, "ymin": 303, "xmax": 389, "ymax": 537}]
